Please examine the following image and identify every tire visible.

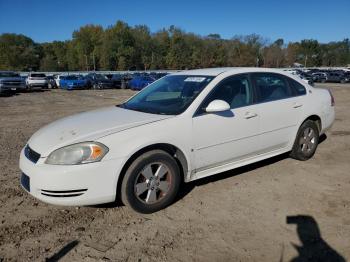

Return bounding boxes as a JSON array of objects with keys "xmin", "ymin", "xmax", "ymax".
[
  {"xmin": 121, "ymin": 150, "xmax": 181, "ymax": 214},
  {"xmin": 290, "ymin": 120, "xmax": 319, "ymax": 161}
]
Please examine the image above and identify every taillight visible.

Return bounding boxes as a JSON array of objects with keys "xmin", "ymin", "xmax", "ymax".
[{"xmin": 328, "ymin": 89, "xmax": 335, "ymax": 106}]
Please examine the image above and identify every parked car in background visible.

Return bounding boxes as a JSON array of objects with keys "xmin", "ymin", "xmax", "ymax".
[
  {"xmin": 85, "ymin": 73, "xmax": 115, "ymax": 89},
  {"xmin": 298, "ymin": 71, "xmax": 314, "ymax": 82},
  {"xmin": 149, "ymin": 72, "xmax": 168, "ymax": 80},
  {"xmin": 311, "ymin": 72, "xmax": 327, "ymax": 83},
  {"xmin": 60, "ymin": 75, "xmax": 88, "ymax": 90},
  {"xmin": 19, "ymin": 68, "xmax": 335, "ymax": 213},
  {"xmin": 111, "ymin": 74, "xmax": 129, "ymax": 89},
  {"xmin": 54, "ymin": 75, "xmax": 65, "ymax": 88},
  {"xmin": 129, "ymin": 75, "xmax": 155, "ymax": 90},
  {"xmin": 343, "ymin": 72, "xmax": 350, "ymax": 82},
  {"xmin": 0, "ymin": 71, "xmax": 26, "ymax": 94},
  {"xmin": 26, "ymin": 73, "xmax": 48, "ymax": 90},
  {"xmin": 47, "ymin": 76, "xmax": 57, "ymax": 89},
  {"xmin": 326, "ymin": 71, "xmax": 346, "ymax": 83}
]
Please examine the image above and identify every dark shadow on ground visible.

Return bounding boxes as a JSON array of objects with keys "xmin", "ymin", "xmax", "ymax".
[
  {"xmin": 286, "ymin": 215, "xmax": 345, "ymax": 262},
  {"xmin": 45, "ymin": 240, "xmax": 79, "ymax": 262},
  {"xmin": 175, "ymin": 152, "xmax": 291, "ymax": 203},
  {"xmin": 319, "ymin": 133, "xmax": 327, "ymax": 144},
  {"xmin": 0, "ymin": 91, "xmax": 19, "ymax": 97}
]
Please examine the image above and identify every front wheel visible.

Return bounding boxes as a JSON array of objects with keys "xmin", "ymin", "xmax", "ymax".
[
  {"xmin": 290, "ymin": 120, "xmax": 319, "ymax": 161},
  {"xmin": 121, "ymin": 150, "xmax": 181, "ymax": 213}
]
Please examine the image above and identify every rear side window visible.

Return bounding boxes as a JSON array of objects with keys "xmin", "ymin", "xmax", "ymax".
[
  {"xmin": 252, "ymin": 73, "xmax": 292, "ymax": 102},
  {"xmin": 288, "ymin": 78, "xmax": 307, "ymax": 96}
]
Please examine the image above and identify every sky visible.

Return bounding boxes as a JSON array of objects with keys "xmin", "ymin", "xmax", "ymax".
[{"xmin": 0, "ymin": 0, "xmax": 349, "ymax": 44}]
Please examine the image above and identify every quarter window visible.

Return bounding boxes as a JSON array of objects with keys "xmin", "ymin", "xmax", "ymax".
[
  {"xmin": 288, "ymin": 78, "xmax": 307, "ymax": 96},
  {"xmin": 253, "ymin": 73, "xmax": 292, "ymax": 102}
]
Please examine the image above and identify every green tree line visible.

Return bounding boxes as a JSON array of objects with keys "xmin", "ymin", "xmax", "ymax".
[{"xmin": 0, "ymin": 20, "xmax": 349, "ymax": 71}]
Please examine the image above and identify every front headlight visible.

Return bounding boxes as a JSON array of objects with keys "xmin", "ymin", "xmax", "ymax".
[{"xmin": 45, "ymin": 142, "xmax": 109, "ymax": 165}]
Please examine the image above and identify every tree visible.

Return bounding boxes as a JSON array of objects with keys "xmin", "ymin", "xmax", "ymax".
[
  {"xmin": 299, "ymin": 39, "xmax": 321, "ymax": 67},
  {"xmin": 72, "ymin": 24, "xmax": 103, "ymax": 70},
  {"xmin": 100, "ymin": 21, "xmax": 136, "ymax": 70},
  {"xmin": 132, "ymin": 25, "xmax": 153, "ymax": 70},
  {"xmin": 0, "ymin": 33, "xmax": 41, "ymax": 71},
  {"xmin": 263, "ymin": 38, "xmax": 285, "ymax": 67},
  {"xmin": 1, "ymin": 20, "xmax": 349, "ymax": 71}
]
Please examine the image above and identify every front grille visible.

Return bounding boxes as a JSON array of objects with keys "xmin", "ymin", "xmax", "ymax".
[
  {"xmin": 40, "ymin": 189, "xmax": 87, "ymax": 198},
  {"xmin": 20, "ymin": 173, "xmax": 30, "ymax": 192},
  {"xmin": 24, "ymin": 145, "xmax": 41, "ymax": 163},
  {"xmin": 3, "ymin": 81, "xmax": 21, "ymax": 86}
]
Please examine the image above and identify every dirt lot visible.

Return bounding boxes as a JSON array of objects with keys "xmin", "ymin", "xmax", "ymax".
[{"xmin": 0, "ymin": 83, "xmax": 349, "ymax": 261}]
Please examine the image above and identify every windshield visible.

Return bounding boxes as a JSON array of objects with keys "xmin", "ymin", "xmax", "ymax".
[
  {"xmin": 31, "ymin": 73, "xmax": 46, "ymax": 78},
  {"xmin": 0, "ymin": 72, "xmax": 20, "ymax": 78},
  {"xmin": 65, "ymin": 75, "xmax": 79, "ymax": 80},
  {"xmin": 121, "ymin": 75, "xmax": 214, "ymax": 115},
  {"xmin": 95, "ymin": 74, "xmax": 108, "ymax": 80}
]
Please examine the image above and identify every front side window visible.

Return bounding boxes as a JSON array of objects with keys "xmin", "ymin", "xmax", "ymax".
[
  {"xmin": 199, "ymin": 74, "xmax": 253, "ymax": 114},
  {"xmin": 252, "ymin": 73, "xmax": 292, "ymax": 102},
  {"xmin": 121, "ymin": 75, "xmax": 214, "ymax": 115}
]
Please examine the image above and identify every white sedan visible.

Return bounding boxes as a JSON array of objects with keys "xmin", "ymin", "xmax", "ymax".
[{"xmin": 19, "ymin": 68, "xmax": 335, "ymax": 213}]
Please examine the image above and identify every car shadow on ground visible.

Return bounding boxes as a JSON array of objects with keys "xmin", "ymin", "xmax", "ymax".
[
  {"xmin": 0, "ymin": 89, "xmax": 51, "ymax": 97},
  {"xmin": 285, "ymin": 215, "xmax": 345, "ymax": 262},
  {"xmin": 176, "ymin": 133, "xmax": 327, "ymax": 203},
  {"xmin": 0, "ymin": 92, "xmax": 19, "ymax": 97},
  {"xmin": 96, "ymin": 134, "xmax": 328, "ymax": 209}
]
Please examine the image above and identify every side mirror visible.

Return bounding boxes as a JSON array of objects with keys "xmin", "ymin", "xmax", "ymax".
[{"xmin": 205, "ymin": 100, "xmax": 230, "ymax": 113}]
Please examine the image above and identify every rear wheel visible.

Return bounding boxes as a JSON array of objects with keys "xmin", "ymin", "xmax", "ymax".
[
  {"xmin": 121, "ymin": 150, "xmax": 180, "ymax": 213},
  {"xmin": 290, "ymin": 120, "xmax": 319, "ymax": 161}
]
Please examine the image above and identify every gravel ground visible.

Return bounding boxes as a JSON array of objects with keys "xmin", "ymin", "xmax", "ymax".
[{"xmin": 0, "ymin": 84, "xmax": 349, "ymax": 261}]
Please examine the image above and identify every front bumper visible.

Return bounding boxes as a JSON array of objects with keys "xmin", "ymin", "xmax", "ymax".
[
  {"xmin": 67, "ymin": 84, "xmax": 86, "ymax": 90},
  {"xmin": 19, "ymin": 147, "xmax": 125, "ymax": 206},
  {"xmin": 0, "ymin": 84, "xmax": 25, "ymax": 92}
]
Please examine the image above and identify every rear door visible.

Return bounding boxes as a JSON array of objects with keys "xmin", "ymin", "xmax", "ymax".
[{"xmin": 251, "ymin": 73, "xmax": 305, "ymax": 153}]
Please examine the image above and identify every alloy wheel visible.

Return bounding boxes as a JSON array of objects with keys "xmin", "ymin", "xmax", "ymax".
[{"xmin": 134, "ymin": 162, "xmax": 172, "ymax": 204}]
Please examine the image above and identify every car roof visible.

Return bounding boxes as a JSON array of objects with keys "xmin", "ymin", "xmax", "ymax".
[{"xmin": 170, "ymin": 67, "xmax": 297, "ymax": 76}]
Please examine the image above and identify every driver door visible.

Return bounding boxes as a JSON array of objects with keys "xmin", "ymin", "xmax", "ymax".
[{"xmin": 192, "ymin": 74, "xmax": 260, "ymax": 172}]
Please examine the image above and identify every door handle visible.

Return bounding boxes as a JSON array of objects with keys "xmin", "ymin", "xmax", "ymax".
[
  {"xmin": 244, "ymin": 112, "xmax": 258, "ymax": 119},
  {"xmin": 293, "ymin": 103, "xmax": 303, "ymax": 108}
]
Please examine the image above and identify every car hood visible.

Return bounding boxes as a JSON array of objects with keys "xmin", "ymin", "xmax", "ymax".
[
  {"xmin": 0, "ymin": 77, "xmax": 24, "ymax": 82},
  {"xmin": 63, "ymin": 79, "xmax": 85, "ymax": 84},
  {"xmin": 28, "ymin": 106, "xmax": 173, "ymax": 156}
]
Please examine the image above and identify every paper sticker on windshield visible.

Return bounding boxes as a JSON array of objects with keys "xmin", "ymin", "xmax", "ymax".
[{"xmin": 184, "ymin": 77, "xmax": 206, "ymax": 82}]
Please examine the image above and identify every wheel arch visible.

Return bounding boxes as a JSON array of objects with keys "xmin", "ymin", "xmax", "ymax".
[
  {"xmin": 302, "ymin": 114, "xmax": 322, "ymax": 132},
  {"xmin": 116, "ymin": 143, "xmax": 189, "ymax": 201}
]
